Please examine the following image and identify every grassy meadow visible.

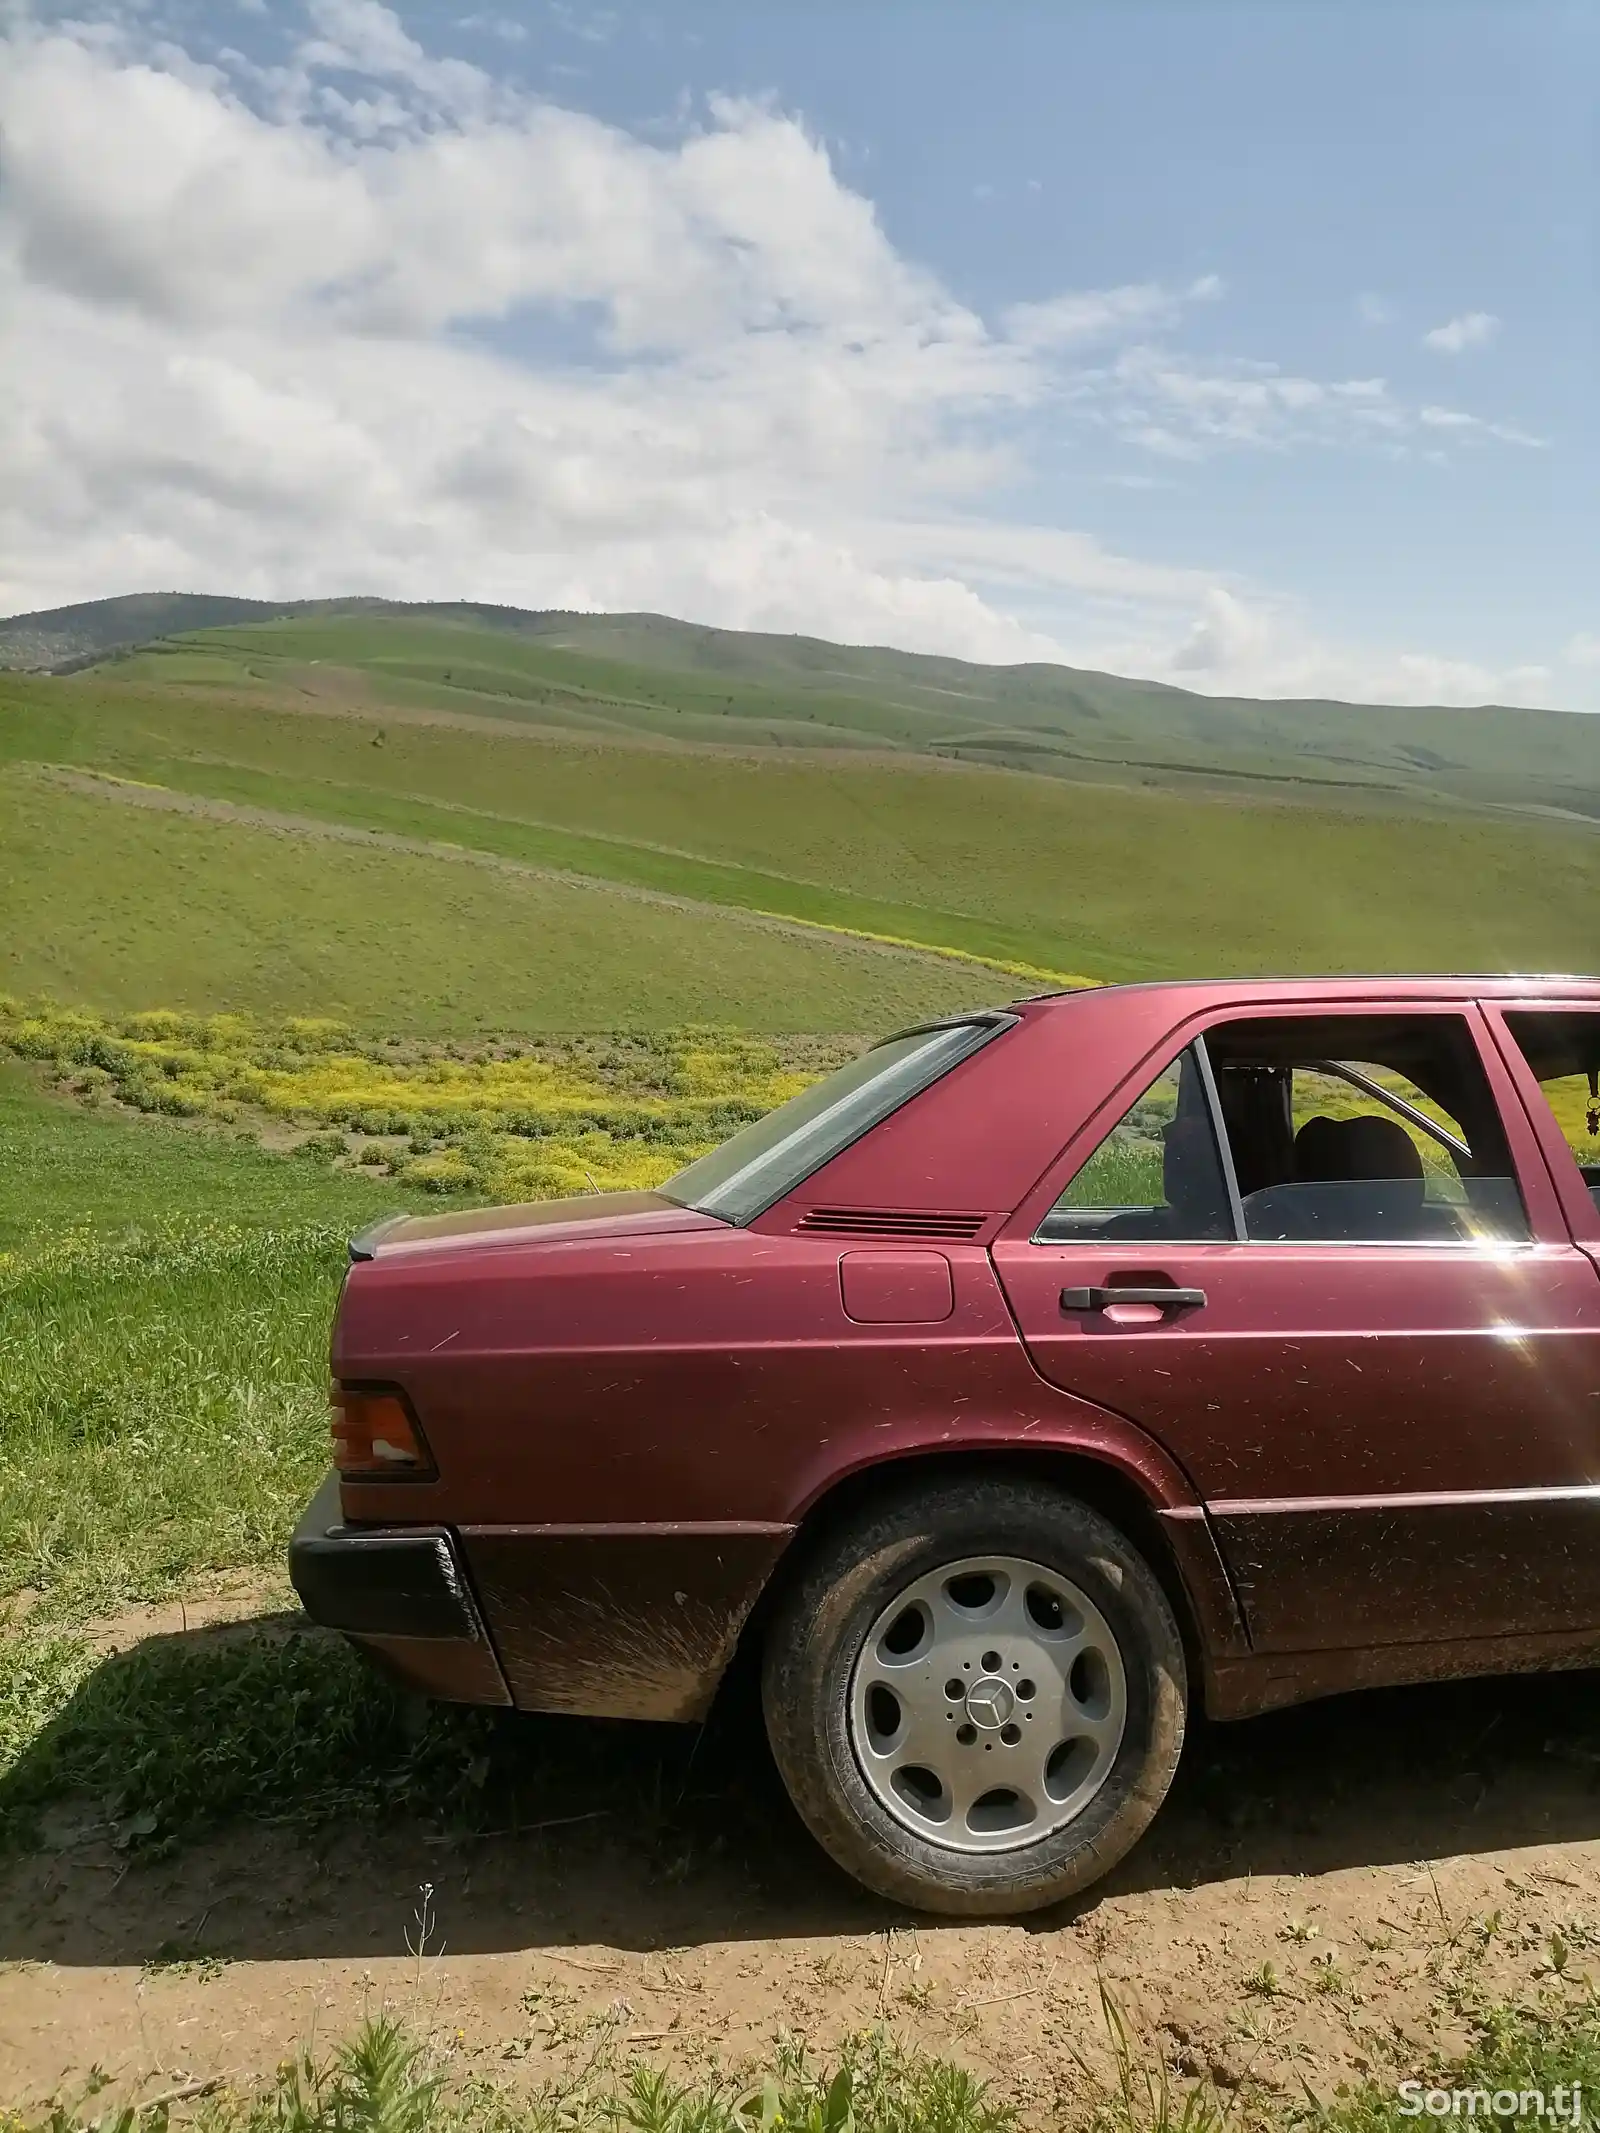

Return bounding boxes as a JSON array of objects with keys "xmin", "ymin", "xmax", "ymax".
[
  {"xmin": 0, "ymin": 1057, "xmax": 445, "ymax": 1836},
  {"xmin": 0, "ymin": 1050, "xmax": 643, "ymax": 1875},
  {"xmin": 0, "ymin": 1057, "xmax": 453, "ymax": 1615},
  {"xmin": 0, "ymin": 772, "xmax": 1002, "ymax": 1033}
]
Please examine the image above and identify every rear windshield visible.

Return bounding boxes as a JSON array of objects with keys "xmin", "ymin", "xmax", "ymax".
[{"xmin": 661, "ymin": 1017, "xmax": 1011, "ymax": 1226}]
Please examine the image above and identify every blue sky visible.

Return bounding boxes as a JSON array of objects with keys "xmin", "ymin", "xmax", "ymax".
[{"xmin": 3, "ymin": 0, "xmax": 1595, "ymax": 706}]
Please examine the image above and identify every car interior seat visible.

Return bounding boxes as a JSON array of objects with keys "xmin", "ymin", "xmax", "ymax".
[{"xmin": 1245, "ymin": 1111, "xmax": 1441, "ymax": 1240}]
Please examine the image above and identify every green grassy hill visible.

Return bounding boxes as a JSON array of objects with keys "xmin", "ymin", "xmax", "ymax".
[
  {"xmin": 8, "ymin": 595, "xmax": 1600, "ymax": 818},
  {"xmin": 2, "ymin": 651, "xmax": 1598, "ymax": 1031},
  {"xmin": 0, "ymin": 768, "xmax": 992, "ymax": 1034}
]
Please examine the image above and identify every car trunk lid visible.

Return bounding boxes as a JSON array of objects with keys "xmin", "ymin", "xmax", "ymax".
[{"xmin": 349, "ymin": 1190, "xmax": 721, "ymax": 1262}]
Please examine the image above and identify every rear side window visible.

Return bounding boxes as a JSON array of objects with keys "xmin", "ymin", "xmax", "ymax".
[
  {"xmin": 1503, "ymin": 1011, "xmax": 1600, "ymax": 1216},
  {"xmin": 1205, "ymin": 1013, "xmax": 1528, "ymax": 1244},
  {"xmin": 662, "ymin": 1017, "xmax": 1012, "ymax": 1226},
  {"xmin": 1035, "ymin": 1012, "xmax": 1529, "ymax": 1248}
]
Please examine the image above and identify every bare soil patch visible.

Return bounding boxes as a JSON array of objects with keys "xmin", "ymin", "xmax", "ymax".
[
  {"xmin": 75, "ymin": 1579, "xmax": 297, "ymax": 1657},
  {"xmin": 6, "ymin": 1601, "xmax": 1600, "ymax": 2122}
]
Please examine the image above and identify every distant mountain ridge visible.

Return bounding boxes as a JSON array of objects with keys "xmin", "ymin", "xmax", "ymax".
[
  {"xmin": 0, "ymin": 592, "xmax": 383, "ymax": 672},
  {"xmin": 3, "ymin": 588, "xmax": 1597, "ymax": 824},
  {"xmin": 0, "ymin": 586, "xmax": 1537, "ymax": 716},
  {"xmin": 0, "ymin": 591, "xmax": 736, "ymax": 671}
]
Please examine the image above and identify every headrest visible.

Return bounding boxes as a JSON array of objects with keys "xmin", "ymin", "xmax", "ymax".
[
  {"xmin": 1292, "ymin": 1115, "xmax": 1347, "ymax": 1183},
  {"xmin": 1294, "ymin": 1113, "xmax": 1423, "ymax": 1185},
  {"xmin": 1341, "ymin": 1114, "xmax": 1424, "ymax": 1184}
]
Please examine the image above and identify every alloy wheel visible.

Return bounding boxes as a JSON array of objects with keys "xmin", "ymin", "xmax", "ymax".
[{"xmin": 846, "ymin": 1554, "xmax": 1128, "ymax": 1853}]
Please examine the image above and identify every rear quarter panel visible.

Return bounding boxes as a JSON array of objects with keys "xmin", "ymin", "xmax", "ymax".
[
  {"xmin": 334, "ymin": 1223, "xmax": 1204, "ymax": 1527},
  {"xmin": 334, "ymin": 1213, "xmax": 1242, "ymax": 1718}
]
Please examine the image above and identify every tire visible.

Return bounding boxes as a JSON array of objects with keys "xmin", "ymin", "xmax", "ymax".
[{"xmin": 761, "ymin": 1474, "xmax": 1186, "ymax": 1916}]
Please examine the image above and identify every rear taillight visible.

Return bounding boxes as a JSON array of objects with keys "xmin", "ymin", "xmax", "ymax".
[{"xmin": 330, "ymin": 1384, "xmax": 435, "ymax": 1480}]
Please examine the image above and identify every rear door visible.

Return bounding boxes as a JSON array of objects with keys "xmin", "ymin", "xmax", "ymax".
[{"xmin": 991, "ymin": 1003, "xmax": 1600, "ymax": 1656}]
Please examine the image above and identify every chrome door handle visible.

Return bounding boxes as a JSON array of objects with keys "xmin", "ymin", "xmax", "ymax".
[{"xmin": 1060, "ymin": 1285, "xmax": 1208, "ymax": 1313}]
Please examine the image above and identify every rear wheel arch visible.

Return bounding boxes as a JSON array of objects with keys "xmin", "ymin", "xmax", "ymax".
[{"xmin": 737, "ymin": 1446, "xmax": 1211, "ymax": 1706}]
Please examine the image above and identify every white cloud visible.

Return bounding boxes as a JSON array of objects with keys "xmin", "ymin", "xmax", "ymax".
[
  {"xmin": 848, "ymin": 518, "xmax": 1212, "ymax": 607},
  {"xmin": 1419, "ymin": 404, "xmax": 1544, "ymax": 447},
  {"xmin": 1423, "ymin": 310, "xmax": 1500, "ymax": 354},
  {"xmin": 1003, "ymin": 274, "xmax": 1221, "ymax": 352},
  {"xmin": 1356, "ymin": 291, "xmax": 1393, "ymax": 326},
  {"xmin": 1566, "ymin": 633, "xmax": 1600, "ymax": 669},
  {"xmin": 1094, "ymin": 587, "xmax": 1556, "ymax": 709},
  {"xmin": 458, "ymin": 15, "xmax": 530, "ymax": 41},
  {"xmin": 546, "ymin": 2, "xmax": 619, "ymax": 44},
  {"xmin": 0, "ymin": 12, "xmax": 1054, "ymax": 661},
  {"xmin": 1070, "ymin": 348, "xmax": 1546, "ymax": 460},
  {"xmin": 0, "ymin": 7, "xmax": 1570, "ymax": 705}
]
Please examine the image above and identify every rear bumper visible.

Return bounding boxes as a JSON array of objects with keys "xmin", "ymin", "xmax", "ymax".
[{"xmin": 288, "ymin": 1473, "xmax": 511, "ymax": 1706}]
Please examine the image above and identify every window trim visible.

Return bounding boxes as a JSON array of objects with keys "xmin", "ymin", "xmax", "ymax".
[{"xmin": 1192, "ymin": 1034, "xmax": 1246, "ymax": 1239}]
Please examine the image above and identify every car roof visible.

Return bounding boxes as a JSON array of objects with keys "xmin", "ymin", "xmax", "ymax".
[{"xmin": 1018, "ymin": 973, "xmax": 1600, "ymax": 1009}]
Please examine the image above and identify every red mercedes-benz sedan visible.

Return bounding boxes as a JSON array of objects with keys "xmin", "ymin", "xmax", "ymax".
[{"xmin": 290, "ymin": 976, "xmax": 1600, "ymax": 1914}]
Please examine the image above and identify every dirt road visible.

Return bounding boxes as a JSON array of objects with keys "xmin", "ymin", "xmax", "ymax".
[{"xmin": 6, "ymin": 1609, "xmax": 1600, "ymax": 2123}]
